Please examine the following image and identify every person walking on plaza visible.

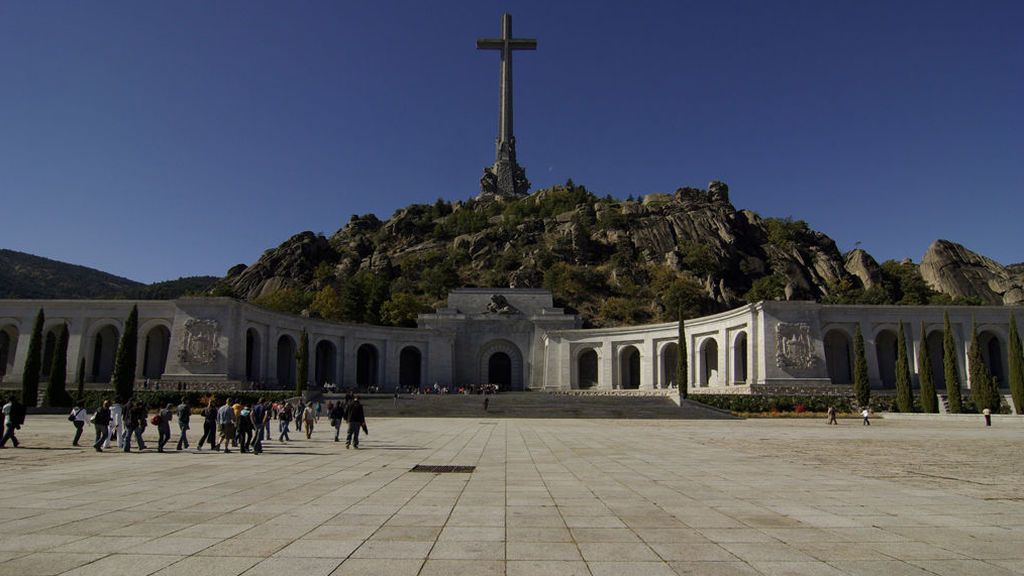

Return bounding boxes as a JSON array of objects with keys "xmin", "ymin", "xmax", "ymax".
[
  {"xmin": 231, "ymin": 400, "xmax": 243, "ymax": 447},
  {"xmin": 92, "ymin": 400, "xmax": 112, "ymax": 452},
  {"xmin": 123, "ymin": 400, "xmax": 147, "ymax": 452},
  {"xmin": 198, "ymin": 397, "xmax": 218, "ymax": 450},
  {"xmin": 156, "ymin": 403, "xmax": 173, "ymax": 452},
  {"xmin": 238, "ymin": 403, "xmax": 253, "ymax": 453},
  {"xmin": 262, "ymin": 399, "xmax": 272, "ymax": 440},
  {"xmin": 826, "ymin": 405, "xmax": 838, "ymax": 425},
  {"xmin": 176, "ymin": 397, "xmax": 191, "ymax": 450},
  {"xmin": 1, "ymin": 396, "xmax": 25, "ymax": 448},
  {"xmin": 861, "ymin": 407, "xmax": 871, "ymax": 426},
  {"xmin": 344, "ymin": 396, "xmax": 367, "ymax": 449},
  {"xmin": 315, "ymin": 400, "xmax": 322, "ymax": 422},
  {"xmin": 251, "ymin": 398, "xmax": 266, "ymax": 455},
  {"xmin": 983, "ymin": 407, "xmax": 992, "ymax": 427},
  {"xmin": 295, "ymin": 400, "xmax": 306, "ymax": 435},
  {"xmin": 69, "ymin": 401, "xmax": 87, "ymax": 446},
  {"xmin": 278, "ymin": 402, "xmax": 292, "ymax": 442},
  {"xmin": 328, "ymin": 401, "xmax": 344, "ymax": 442},
  {"xmin": 302, "ymin": 402, "xmax": 315, "ymax": 439},
  {"xmin": 107, "ymin": 397, "xmax": 123, "ymax": 449},
  {"xmin": 218, "ymin": 398, "xmax": 236, "ymax": 453}
]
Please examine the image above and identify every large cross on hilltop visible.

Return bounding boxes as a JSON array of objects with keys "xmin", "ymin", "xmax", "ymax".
[{"xmin": 477, "ymin": 13, "xmax": 536, "ymax": 198}]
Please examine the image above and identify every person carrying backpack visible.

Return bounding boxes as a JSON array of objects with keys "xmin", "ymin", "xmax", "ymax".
[{"xmin": 69, "ymin": 401, "xmax": 87, "ymax": 446}]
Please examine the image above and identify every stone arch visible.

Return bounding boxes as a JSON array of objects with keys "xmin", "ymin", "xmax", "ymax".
[
  {"xmin": 875, "ymin": 329, "xmax": 898, "ymax": 388},
  {"xmin": 356, "ymin": 343, "xmax": 380, "ymax": 390},
  {"xmin": 142, "ymin": 325, "xmax": 170, "ymax": 380},
  {"xmin": 90, "ymin": 324, "xmax": 120, "ymax": 383},
  {"xmin": 732, "ymin": 332, "xmax": 748, "ymax": 385},
  {"xmin": 276, "ymin": 334, "xmax": 297, "ymax": 388},
  {"xmin": 41, "ymin": 328, "xmax": 59, "ymax": 379},
  {"xmin": 823, "ymin": 329, "xmax": 852, "ymax": 385},
  {"xmin": 576, "ymin": 348, "xmax": 599, "ymax": 389},
  {"xmin": 315, "ymin": 339, "xmax": 337, "ymax": 386},
  {"xmin": 660, "ymin": 342, "xmax": 678, "ymax": 388},
  {"xmin": 978, "ymin": 330, "xmax": 1006, "ymax": 388},
  {"xmin": 245, "ymin": 328, "xmax": 262, "ymax": 382},
  {"xmin": 699, "ymin": 338, "xmax": 719, "ymax": 387},
  {"xmin": 0, "ymin": 324, "xmax": 17, "ymax": 380},
  {"xmin": 926, "ymin": 331, "xmax": 946, "ymax": 389},
  {"xmin": 399, "ymin": 346, "xmax": 422, "ymax": 390},
  {"xmin": 478, "ymin": 339, "xmax": 524, "ymax": 391},
  {"xmin": 618, "ymin": 345, "xmax": 641, "ymax": 389}
]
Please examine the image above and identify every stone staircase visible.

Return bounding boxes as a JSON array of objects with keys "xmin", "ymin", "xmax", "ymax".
[
  {"xmin": 1004, "ymin": 394, "xmax": 1018, "ymax": 415},
  {"xmin": 937, "ymin": 394, "xmax": 950, "ymax": 414},
  {"xmin": 333, "ymin": 392, "xmax": 736, "ymax": 420}
]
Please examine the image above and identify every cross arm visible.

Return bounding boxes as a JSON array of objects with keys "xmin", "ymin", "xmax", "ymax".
[{"xmin": 476, "ymin": 38, "xmax": 538, "ymax": 50}]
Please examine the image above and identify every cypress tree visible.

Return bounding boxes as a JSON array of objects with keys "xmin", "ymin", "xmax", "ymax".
[
  {"xmin": 852, "ymin": 324, "xmax": 870, "ymax": 408},
  {"xmin": 296, "ymin": 329, "xmax": 309, "ymax": 395},
  {"xmin": 895, "ymin": 321, "xmax": 914, "ymax": 412},
  {"xmin": 943, "ymin": 311, "xmax": 963, "ymax": 413},
  {"xmin": 21, "ymin": 308, "xmax": 44, "ymax": 408},
  {"xmin": 75, "ymin": 357, "xmax": 85, "ymax": 403},
  {"xmin": 44, "ymin": 324, "xmax": 69, "ymax": 407},
  {"xmin": 1008, "ymin": 314, "xmax": 1024, "ymax": 415},
  {"xmin": 110, "ymin": 305, "xmax": 139, "ymax": 401},
  {"xmin": 918, "ymin": 321, "xmax": 938, "ymax": 413},
  {"xmin": 677, "ymin": 309, "xmax": 688, "ymax": 399},
  {"xmin": 967, "ymin": 320, "xmax": 999, "ymax": 412}
]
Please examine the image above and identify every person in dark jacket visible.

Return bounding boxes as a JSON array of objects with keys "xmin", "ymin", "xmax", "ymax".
[
  {"xmin": 176, "ymin": 397, "xmax": 191, "ymax": 450},
  {"xmin": 328, "ymin": 401, "xmax": 344, "ymax": 442},
  {"xmin": 251, "ymin": 398, "xmax": 266, "ymax": 455},
  {"xmin": 197, "ymin": 397, "xmax": 218, "ymax": 450},
  {"xmin": 278, "ymin": 403, "xmax": 292, "ymax": 442},
  {"xmin": 344, "ymin": 396, "xmax": 367, "ymax": 449},
  {"xmin": 92, "ymin": 400, "xmax": 112, "ymax": 452},
  {"xmin": 157, "ymin": 404, "xmax": 173, "ymax": 452},
  {"xmin": 123, "ymin": 400, "xmax": 147, "ymax": 452}
]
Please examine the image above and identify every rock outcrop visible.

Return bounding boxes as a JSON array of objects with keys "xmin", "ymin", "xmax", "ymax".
[
  {"xmin": 920, "ymin": 240, "xmax": 1024, "ymax": 305},
  {"xmin": 226, "ymin": 232, "xmax": 334, "ymax": 300},
  {"xmin": 844, "ymin": 248, "xmax": 883, "ymax": 289}
]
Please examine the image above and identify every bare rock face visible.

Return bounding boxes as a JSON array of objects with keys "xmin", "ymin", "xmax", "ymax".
[
  {"xmin": 225, "ymin": 232, "xmax": 333, "ymax": 300},
  {"xmin": 844, "ymin": 248, "xmax": 882, "ymax": 289},
  {"xmin": 920, "ymin": 239, "xmax": 1024, "ymax": 305}
]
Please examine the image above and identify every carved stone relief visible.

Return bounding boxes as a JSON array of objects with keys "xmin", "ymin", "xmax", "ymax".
[
  {"xmin": 177, "ymin": 319, "xmax": 220, "ymax": 366},
  {"xmin": 775, "ymin": 322, "xmax": 820, "ymax": 369}
]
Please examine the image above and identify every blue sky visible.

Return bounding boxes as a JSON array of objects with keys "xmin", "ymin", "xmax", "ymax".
[{"xmin": 1, "ymin": 1, "xmax": 1021, "ymax": 284}]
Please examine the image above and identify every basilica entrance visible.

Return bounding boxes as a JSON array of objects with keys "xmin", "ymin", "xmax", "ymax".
[
  {"xmin": 478, "ymin": 340, "xmax": 523, "ymax": 390},
  {"xmin": 488, "ymin": 352, "xmax": 512, "ymax": 388}
]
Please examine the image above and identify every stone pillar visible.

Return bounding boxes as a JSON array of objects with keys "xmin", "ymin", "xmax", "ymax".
[{"xmin": 599, "ymin": 340, "xmax": 614, "ymax": 389}]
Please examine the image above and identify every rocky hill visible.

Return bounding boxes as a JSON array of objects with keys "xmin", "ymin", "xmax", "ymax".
[
  {"xmin": 220, "ymin": 181, "xmax": 987, "ymax": 328},
  {"xmin": 920, "ymin": 240, "xmax": 1024, "ymax": 305}
]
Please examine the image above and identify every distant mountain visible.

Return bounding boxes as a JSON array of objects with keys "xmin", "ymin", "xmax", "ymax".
[{"xmin": 0, "ymin": 249, "xmax": 218, "ymax": 300}]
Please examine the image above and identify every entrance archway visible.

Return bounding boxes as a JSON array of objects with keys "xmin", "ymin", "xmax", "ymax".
[
  {"xmin": 577, "ymin": 348, "xmax": 598, "ymax": 389},
  {"xmin": 699, "ymin": 338, "xmax": 719, "ymax": 387},
  {"xmin": 488, "ymin": 352, "xmax": 512, "ymax": 388},
  {"xmin": 90, "ymin": 325, "xmax": 119, "ymax": 383},
  {"xmin": 41, "ymin": 329, "xmax": 57, "ymax": 379},
  {"xmin": 978, "ymin": 331, "xmax": 1006, "ymax": 387},
  {"xmin": 661, "ymin": 343, "xmax": 678, "ymax": 388},
  {"xmin": 356, "ymin": 344, "xmax": 379, "ymax": 390},
  {"xmin": 399, "ymin": 346, "xmax": 422, "ymax": 390},
  {"xmin": 926, "ymin": 331, "xmax": 945, "ymax": 388},
  {"xmin": 732, "ymin": 332, "xmax": 748, "ymax": 384},
  {"xmin": 142, "ymin": 325, "xmax": 170, "ymax": 380},
  {"xmin": 245, "ymin": 328, "xmax": 261, "ymax": 382},
  {"xmin": 315, "ymin": 340, "xmax": 337, "ymax": 386},
  {"xmin": 477, "ymin": 340, "xmax": 524, "ymax": 390},
  {"xmin": 0, "ymin": 326, "xmax": 16, "ymax": 380},
  {"xmin": 277, "ymin": 335, "xmax": 296, "ymax": 388},
  {"xmin": 619, "ymin": 345, "xmax": 641, "ymax": 389},
  {"xmin": 875, "ymin": 330, "xmax": 898, "ymax": 388},
  {"xmin": 824, "ymin": 329, "xmax": 852, "ymax": 384}
]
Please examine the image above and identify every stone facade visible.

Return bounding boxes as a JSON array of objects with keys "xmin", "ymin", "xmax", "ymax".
[{"xmin": 0, "ymin": 292, "xmax": 1019, "ymax": 396}]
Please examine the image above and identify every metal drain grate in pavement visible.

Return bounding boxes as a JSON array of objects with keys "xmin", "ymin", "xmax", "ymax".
[{"xmin": 410, "ymin": 465, "xmax": 476, "ymax": 473}]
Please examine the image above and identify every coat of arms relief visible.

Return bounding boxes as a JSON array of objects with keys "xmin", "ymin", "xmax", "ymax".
[{"xmin": 177, "ymin": 319, "xmax": 220, "ymax": 366}]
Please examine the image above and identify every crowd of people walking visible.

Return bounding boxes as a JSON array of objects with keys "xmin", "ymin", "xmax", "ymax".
[{"xmin": 49, "ymin": 393, "xmax": 369, "ymax": 453}]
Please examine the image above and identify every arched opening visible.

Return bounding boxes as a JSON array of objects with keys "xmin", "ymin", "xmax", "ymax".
[
  {"xmin": 661, "ymin": 343, "xmax": 678, "ymax": 388},
  {"xmin": 0, "ymin": 326, "xmax": 16, "ymax": 380},
  {"xmin": 142, "ymin": 325, "xmax": 170, "ymax": 380},
  {"xmin": 488, "ymin": 352, "xmax": 512, "ymax": 388},
  {"xmin": 578, "ymin": 349, "xmax": 598, "ymax": 389},
  {"xmin": 732, "ymin": 332, "xmax": 748, "ymax": 384},
  {"xmin": 699, "ymin": 338, "xmax": 719, "ymax": 387},
  {"xmin": 619, "ymin": 345, "xmax": 641, "ymax": 389},
  {"xmin": 399, "ymin": 346, "xmax": 422, "ymax": 390},
  {"xmin": 356, "ymin": 344, "xmax": 379, "ymax": 390},
  {"xmin": 926, "ymin": 331, "xmax": 946, "ymax": 389},
  {"xmin": 41, "ymin": 330, "xmax": 57, "ymax": 379},
  {"xmin": 276, "ymin": 335, "xmax": 296, "ymax": 388},
  {"xmin": 90, "ymin": 325, "xmax": 120, "ymax": 383},
  {"xmin": 823, "ymin": 329, "xmax": 852, "ymax": 384},
  {"xmin": 315, "ymin": 340, "xmax": 337, "ymax": 386},
  {"xmin": 245, "ymin": 328, "xmax": 261, "ymax": 382},
  {"xmin": 978, "ymin": 331, "xmax": 1006, "ymax": 388},
  {"xmin": 875, "ymin": 330, "xmax": 898, "ymax": 388}
]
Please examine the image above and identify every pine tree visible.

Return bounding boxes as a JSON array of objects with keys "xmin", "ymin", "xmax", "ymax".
[
  {"xmin": 21, "ymin": 309, "xmax": 44, "ymax": 408},
  {"xmin": 75, "ymin": 358, "xmax": 85, "ymax": 403},
  {"xmin": 852, "ymin": 324, "xmax": 870, "ymax": 408},
  {"xmin": 968, "ymin": 320, "xmax": 999, "ymax": 412},
  {"xmin": 677, "ymin": 308, "xmax": 688, "ymax": 399},
  {"xmin": 895, "ymin": 321, "xmax": 914, "ymax": 412},
  {"xmin": 296, "ymin": 329, "xmax": 309, "ymax": 395},
  {"xmin": 943, "ymin": 311, "xmax": 963, "ymax": 413},
  {"xmin": 44, "ymin": 324, "xmax": 69, "ymax": 406},
  {"xmin": 110, "ymin": 305, "xmax": 139, "ymax": 401},
  {"xmin": 1009, "ymin": 314, "xmax": 1024, "ymax": 415},
  {"xmin": 917, "ymin": 321, "xmax": 938, "ymax": 413}
]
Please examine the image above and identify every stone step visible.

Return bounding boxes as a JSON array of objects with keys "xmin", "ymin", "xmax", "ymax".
[
  {"xmin": 1004, "ymin": 394, "xmax": 1018, "ymax": 415},
  {"xmin": 937, "ymin": 394, "xmax": 950, "ymax": 415}
]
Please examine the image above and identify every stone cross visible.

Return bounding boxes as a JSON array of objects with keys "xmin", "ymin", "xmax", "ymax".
[{"xmin": 477, "ymin": 13, "xmax": 536, "ymax": 198}]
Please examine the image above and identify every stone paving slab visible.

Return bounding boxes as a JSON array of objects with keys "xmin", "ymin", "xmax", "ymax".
[{"xmin": 0, "ymin": 415, "xmax": 1021, "ymax": 575}]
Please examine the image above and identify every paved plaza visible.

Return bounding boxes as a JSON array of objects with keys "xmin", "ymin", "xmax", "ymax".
[{"xmin": 0, "ymin": 415, "xmax": 1022, "ymax": 576}]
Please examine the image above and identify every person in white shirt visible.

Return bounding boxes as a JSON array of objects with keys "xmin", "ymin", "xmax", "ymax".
[
  {"xmin": 107, "ymin": 398, "xmax": 124, "ymax": 449},
  {"xmin": 70, "ymin": 402, "xmax": 88, "ymax": 446},
  {"xmin": 861, "ymin": 408, "xmax": 871, "ymax": 426}
]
